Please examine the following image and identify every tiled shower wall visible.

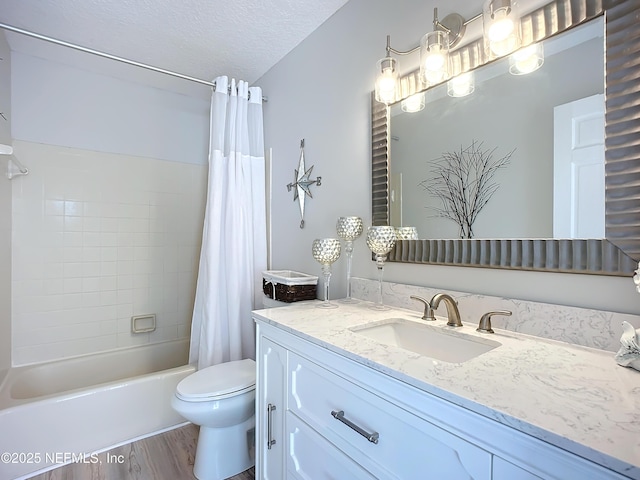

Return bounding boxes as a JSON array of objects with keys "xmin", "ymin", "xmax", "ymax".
[{"xmin": 11, "ymin": 141, "xmax": 207, "ymax": 365}]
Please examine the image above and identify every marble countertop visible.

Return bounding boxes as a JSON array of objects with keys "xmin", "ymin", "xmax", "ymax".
[{"xmin": 253, "ymin": 299, "xmax": 640, "ymax": 479}]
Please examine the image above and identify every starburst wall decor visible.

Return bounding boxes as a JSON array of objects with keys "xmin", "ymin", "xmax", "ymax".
[{"xmin": 287, "ymin": 138, "xmax": 322, "ymax": 228}]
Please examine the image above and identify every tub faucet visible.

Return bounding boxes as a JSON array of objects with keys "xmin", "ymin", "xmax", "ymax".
[
  {"xmin": 410, "ymin": 295, "xmax": 436, "ymax": 321},
  {"xmin": 430, "ymin": 293, "xmax": 463, "ymax": 327}
]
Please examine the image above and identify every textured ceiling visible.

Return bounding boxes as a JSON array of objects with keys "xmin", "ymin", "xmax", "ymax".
[{"xmin": 0, "ymin": 0, "xmax": 349, "ymax": 85}]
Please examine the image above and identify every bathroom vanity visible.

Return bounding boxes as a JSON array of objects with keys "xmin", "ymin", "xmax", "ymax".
[{"xmin": 253, "ymin": 301, "xmax": 640, "ymax": 479}]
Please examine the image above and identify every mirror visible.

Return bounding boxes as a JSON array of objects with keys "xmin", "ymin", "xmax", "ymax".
[
  {"xmin": 371, "ymin": 0, "xmax": 639, "ymax": 275},
  {"xmin": 391, "ymin": 20, "xmax": 603, "ymax": 239}
]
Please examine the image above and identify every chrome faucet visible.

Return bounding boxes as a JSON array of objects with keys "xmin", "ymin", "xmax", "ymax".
[
  {"xmin": 430, "ymin": 293, "xmax": 463, "ymax": 327},
  {"xmin": 410, "ymin": 295, "xmax": 436, "ymax": 321}
]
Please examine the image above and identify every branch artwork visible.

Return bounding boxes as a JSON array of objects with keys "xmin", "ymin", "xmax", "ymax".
[{"xmin": 419, "ymin": 140, "xmax": 514, "ymax": 239}]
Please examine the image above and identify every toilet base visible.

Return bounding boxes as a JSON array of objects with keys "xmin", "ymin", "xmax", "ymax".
[{"xmin": 193, "ymin": 416, "xmax": 255, "ymax": 480}]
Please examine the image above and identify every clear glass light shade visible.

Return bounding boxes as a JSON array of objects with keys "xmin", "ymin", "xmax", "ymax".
[
  {"xmin": 375, "ymin": 56, "xmax": 399, "ymax": 105},
  {"xmin": 447, "ymin": 72, "xmax": 475, "ymax": 97},
  {"xmin": 312, "ymin": 238, "xmax": 341, "ymax": 309},
  {"xmin": 336, "ymin": 216, "xmax": 363, "ymax": 304},
  {"xmin": 483, "ymin": 0, "xmax": 520, "ymax": 57},
  {"xmin": 401, "ymin": 93, "xmax": 426, "ymax": 113},
  {"xmin": 420, "ymin": 30, "xmax": 450, "ymax": 86},
  {"xmin": 395, "ymin": 226, "xmax": 418, "ymax": 240},
  {"xmin": 509, "ymin": 43, "xmax": 544, "ymax": 75}
]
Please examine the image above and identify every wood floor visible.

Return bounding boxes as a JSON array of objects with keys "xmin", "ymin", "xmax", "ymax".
[{"xmin": 29, "ymin": 424, "xmax": 255, "ymax": 480}]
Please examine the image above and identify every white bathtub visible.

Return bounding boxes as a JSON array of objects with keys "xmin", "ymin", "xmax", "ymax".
[{"xmin": 0, "ymin": 339, "xmax": 195, "ymax": 480}]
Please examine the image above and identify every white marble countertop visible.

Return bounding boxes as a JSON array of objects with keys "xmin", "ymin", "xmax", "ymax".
[{"xmin": 253, "ymin": 299, "xmax": 640, "ymax": 479}]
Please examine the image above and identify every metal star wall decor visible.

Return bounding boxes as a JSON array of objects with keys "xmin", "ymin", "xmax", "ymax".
[{"xmin": 287, "ymin": 139, "xmax": 322, "ymax": 228}]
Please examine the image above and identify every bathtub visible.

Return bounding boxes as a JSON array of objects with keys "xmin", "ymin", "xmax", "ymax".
[{"xmin": 0, "ymin": 339, "xmax": 195, "ymax": 480}]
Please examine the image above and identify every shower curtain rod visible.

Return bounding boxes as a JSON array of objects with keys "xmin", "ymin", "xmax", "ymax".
[{"xmin": 0, "ymin": 22, "xmax": 267, "ymax": 102}]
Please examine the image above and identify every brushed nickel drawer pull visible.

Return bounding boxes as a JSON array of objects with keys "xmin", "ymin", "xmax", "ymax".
[
  {"xmin": 331, "ymin": 410, "xmax": 379, "ymax": 444},
  {"xmin": 267, "ymin": 403, "xmax": 277, "ymax": 449}
]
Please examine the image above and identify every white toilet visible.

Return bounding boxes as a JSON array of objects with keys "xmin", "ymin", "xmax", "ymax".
[{"xmin": 171, "ymin": 358, "xmax": 256, "ymax": 480}]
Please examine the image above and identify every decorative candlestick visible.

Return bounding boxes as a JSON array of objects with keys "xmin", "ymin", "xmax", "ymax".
[
  {"xmin": 311, "ymin": 238, "xmax": 342, "ymax": 309},
  {"xmin": 366, "ymin": 226, "xmax": 397, "ymax": 310},
  {"xmin": 336, "ymin": 216, "xmax": 363, "ymax": 303}
]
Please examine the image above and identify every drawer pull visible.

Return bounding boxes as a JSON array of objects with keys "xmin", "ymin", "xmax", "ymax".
[
  {"xmin": 267, "ymin": 403, "xmax": 277, "ymax": 449},
  {"xmin": 331, "ymin": 410, "xmax": 379, "ymax": 444}
]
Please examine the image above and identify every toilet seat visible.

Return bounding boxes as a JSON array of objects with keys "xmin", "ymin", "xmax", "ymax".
[{"xmin": 176, "ymin": 358, "xmax": 256, "ymax": 402}]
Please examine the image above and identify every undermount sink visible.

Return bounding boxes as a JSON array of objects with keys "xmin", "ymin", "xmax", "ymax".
[{"xmin": 350, "ymin": 318, "xmax": 501, "ymax": 363}]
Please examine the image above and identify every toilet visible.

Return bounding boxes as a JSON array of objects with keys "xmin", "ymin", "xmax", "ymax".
[{"xmin": 171, "ymin": 358, "xmax": 256, "ymax": 480}]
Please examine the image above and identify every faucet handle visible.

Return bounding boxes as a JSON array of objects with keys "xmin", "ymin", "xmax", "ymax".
[
  {"xmin": 410, "ymin": 295, "xmax": 436, "ymax": 321},
  {"xmin": 477, "ymin": 310, "xmax": 512, "ymax": 334}
]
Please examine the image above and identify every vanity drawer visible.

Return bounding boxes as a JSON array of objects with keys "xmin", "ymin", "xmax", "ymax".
[
  {"xmin": 288, "ymin": 352, "xmax": 491, "ymax": 479},
  {"xmin": 286, "ymin": 410, "xmax": 377, "ymax": 479}
]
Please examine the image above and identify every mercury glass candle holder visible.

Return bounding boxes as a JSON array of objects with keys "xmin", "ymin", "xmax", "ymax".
[
  {"xmin": 366, "ymin": 226, "xmax": 397, "ymax": 310},
  {"xmin": 312, "ymin": 238, "xmax": 342, "ymax": 309},
  {"xmin": 336, "ymin": 216, "xmax": 363, "ymax": 303},
  {"xmin": 395, "ymin": 226, "xmax": 418, "ymax": 240}
]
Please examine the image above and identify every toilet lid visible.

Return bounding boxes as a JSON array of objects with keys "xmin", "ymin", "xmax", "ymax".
[{"xmin": 177, "ymin": 358, "xmax": 256, "ymax": 401}]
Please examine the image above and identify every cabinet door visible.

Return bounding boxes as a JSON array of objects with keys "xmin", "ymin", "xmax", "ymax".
[
  {"xmin": 256, "ymin": 333, "xmax": 287, "ymax": 480},
  {"xmin": 287, "ymin": 412, "xmax": 377, "ymax": 480}
]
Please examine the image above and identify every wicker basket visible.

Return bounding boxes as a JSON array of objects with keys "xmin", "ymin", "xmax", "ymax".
[{"xmin": 262, "ymin": 270, "xmax": 318, "ymax": 303}]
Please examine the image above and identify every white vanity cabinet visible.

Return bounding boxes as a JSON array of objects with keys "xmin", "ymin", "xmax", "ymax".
[
  {"xmin": 256, "ymin": 321, "xmax": 489, "ymax": 479},
  {"xmin": 256, "ymin": 335, "xmax": 286, "ymax": 480},
  {"xmin": 255, "ymin": 319, "xmax": 632, "ymax": 480}
]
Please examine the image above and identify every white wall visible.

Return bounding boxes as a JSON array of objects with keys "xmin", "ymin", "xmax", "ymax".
[
  {"xmin": 257, "ymin": 0, "xmax": 640, "ymax": 315},
  {"xmin": 0, "ymin": 32, "xmax": 11, "ymax": 372},
  {"xmin": 10, "ymin": 50, "xmax": 209, "ymax": 365},
  {"xmin": 11, "ymin": 52, "xmax": 210, "ymax": 165}
]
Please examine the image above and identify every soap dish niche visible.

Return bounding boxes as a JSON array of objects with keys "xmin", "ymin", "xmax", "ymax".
[{"xmin": 131, "ymin": 314, "xmax": 156, "ymax": 333}]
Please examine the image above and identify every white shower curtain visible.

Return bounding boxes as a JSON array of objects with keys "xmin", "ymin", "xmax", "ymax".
[{"xmin": 189, "ymin": 76, "xmax": 267, "ymax": 369}]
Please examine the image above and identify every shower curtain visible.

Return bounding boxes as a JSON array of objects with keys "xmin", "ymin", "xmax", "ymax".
[{"xmin": 189, "ymin": 76, "xmax": 267, "ymax": 369}]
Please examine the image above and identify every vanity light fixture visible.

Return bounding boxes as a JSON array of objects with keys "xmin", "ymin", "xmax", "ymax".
[
  {"xmin": 374, "ymin": 9, "xmax": 468, "ymax": 105},
  {"xmin": 509, "ymin": 42, "xmax": 544, "ymax": 74},
  {"xmin": 401, "ymin": 92, "xmax": 426, "ymax": 112},
  {"xmin": 374, "ymin": 2, "xmax": 524, "ymax": 105},
  {"xmin": 483, "ymin": 0, "xmax": 521, "ymax": 57},
  {"xmin": 447, "ymin": 72, "xmax": 475, "ymax": 97}
]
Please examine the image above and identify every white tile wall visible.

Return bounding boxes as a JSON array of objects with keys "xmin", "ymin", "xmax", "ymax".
[{"xmin": 11, "ymin": 140, "xmax": 207, "ymax": 365}]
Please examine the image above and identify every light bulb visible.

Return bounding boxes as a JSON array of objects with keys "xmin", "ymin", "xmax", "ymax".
[
  {"xmin": 401, "ymin": 93, "xmax": 425, "ymax": 113},
  {"xmin": 509, "ymin": 43, "xmax": 544, "ymax": 75},
  {"xmin": 488, "ymin": 9, "xmax": 514, "ymax": 42},
  {"xmin": 425, "ymin": 50, "xmax": 445, "ymax": 71},
  {"xmin": 483, "ymin": 0, "xmax": 520, "ymax": 57},
  {"xmin": 377, "ymin": 71, "xmax": 396, "ymax": 103},
  {"xmin": 447, "ymin": 72, "xmax": 475, "ymax": 97}
]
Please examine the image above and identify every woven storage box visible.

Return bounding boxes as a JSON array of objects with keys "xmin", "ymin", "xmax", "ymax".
[{"xmin": 262, "ymin": 270, "xmax": 318, "ymax": 303}]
